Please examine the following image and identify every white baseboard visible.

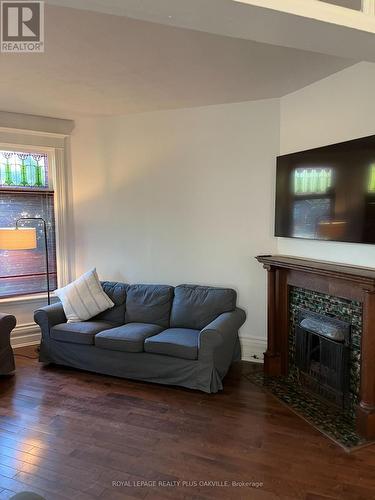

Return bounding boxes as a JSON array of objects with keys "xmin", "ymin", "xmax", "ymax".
[
  {"xmin": 11, "ymin": 323, "xmax": 41, "ymax": 348},
  {"xmin": 240, "ymin": 336, "xmax": 266, "ymax": 363}
]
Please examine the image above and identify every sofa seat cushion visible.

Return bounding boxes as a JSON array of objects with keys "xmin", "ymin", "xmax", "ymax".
[
  {"xmin": 144, "ymin": 328, "xmax": 200, "ymax": 360},
  {"xmin": 50, "ymin": 321, "xmax": 113, "ymax": 345},
  {"xmin": 95, "ymin": 323, "xmax": 163, "ymax": 353}
]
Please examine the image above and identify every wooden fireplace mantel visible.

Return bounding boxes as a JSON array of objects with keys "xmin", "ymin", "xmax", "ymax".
[{"xmin": 256, "ymin": 254, "xmax": 375, "ymax": 439}]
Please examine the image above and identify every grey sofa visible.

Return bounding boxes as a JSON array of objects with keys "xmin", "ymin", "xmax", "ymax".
[
  {"xmin": 34, "ymin": 283, "xmax": 246, "ymax": 393},
  {"xmin": 0, "ymin": 313, "xmax": 16, "ymax": 375}
]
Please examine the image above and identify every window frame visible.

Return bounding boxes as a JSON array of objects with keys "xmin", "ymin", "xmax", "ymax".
[{"xmin": 0, "ymin": 129, "xmax": 73, "ymax": 305}]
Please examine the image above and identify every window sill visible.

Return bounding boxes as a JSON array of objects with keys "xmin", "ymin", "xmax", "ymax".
[{"xmin": 0, "ymin": 292, "xmax": 56, "ymax": 305}]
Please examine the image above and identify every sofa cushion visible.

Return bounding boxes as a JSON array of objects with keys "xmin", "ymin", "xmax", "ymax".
[
  {"xmin": 93, "ymin": 281, "xmax": 128, "ymax": 324},
  {"xmin": 54, "ymin": 269, "xmax": 115, "ymax": 322},
  {"xmin": 95, "ymin": 323, "xmax": 163, "ymax": 353},
  {"xmin": 125, "ymin": 285, "xmax": 174, "ymax": 328},
  {"xmin": 170, "ymin": 285, "xmax": 237, "ymax": 330},
  {"xmin": 50, "ymin": 321, "xmax": 113, "ymax": 345},
  {"xmin": 144, "ymin": 328, "xmax": 199, "ymax": 360}
]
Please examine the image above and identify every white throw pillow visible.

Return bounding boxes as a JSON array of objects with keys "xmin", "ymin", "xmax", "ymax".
[{"xmin": 54, "ymin": 269, "xmax": 114, "ymax": 322}]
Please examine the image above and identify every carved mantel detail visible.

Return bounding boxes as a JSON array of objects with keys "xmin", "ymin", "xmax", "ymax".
[{"xmin": 256, "ymin": 254, "xmax": 375, "ymax": 439}]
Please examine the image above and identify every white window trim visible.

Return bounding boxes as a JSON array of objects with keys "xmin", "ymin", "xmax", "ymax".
[{"xmin": 0, "ymin": 127, "xmax": 73, "ymax": 305}]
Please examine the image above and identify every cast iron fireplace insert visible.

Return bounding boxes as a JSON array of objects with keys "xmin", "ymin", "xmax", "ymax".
[{"xmin": 295, "ymin": 309, "xmax": 351, "ymax": 408}]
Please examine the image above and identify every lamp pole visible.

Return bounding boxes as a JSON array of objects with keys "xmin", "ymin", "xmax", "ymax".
[{"xmin": 16, "ymin": 217, "xmax": 51, "ymax": 305}]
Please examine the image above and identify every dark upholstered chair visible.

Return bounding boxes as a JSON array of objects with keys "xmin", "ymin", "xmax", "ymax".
[
  {"xmin": 0, "ymin": 313, "xmax": 16, "ymax": 375},
  {"xmin": 10, "ymin": 493, "xmax": 46, "ymax": 500}
]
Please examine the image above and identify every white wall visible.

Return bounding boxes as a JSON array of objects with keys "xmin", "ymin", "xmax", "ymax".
[
  {"xmin": 71, "ymin": 99, "xmax": 280, "ymax": 357},
  {"xmin": 69, "ymin": 62, "xmax": 375, "ymax": 355},
  {"xmin": 279, "ymin": 62, "xmax": 375, "ymax": 265},
  {"xmin": 7, "ymin": 62, "xmax": 375, "ymax": 350}
]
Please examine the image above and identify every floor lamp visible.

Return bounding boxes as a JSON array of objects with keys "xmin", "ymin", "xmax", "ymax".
[{"xmin": 0, "ymin": 217, "xmax": 51, "ymax": 305}]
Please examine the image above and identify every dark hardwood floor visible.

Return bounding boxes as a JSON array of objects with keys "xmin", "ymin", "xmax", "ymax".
[{"xmin": 1, "ymin": 348, "xmax": 375, "ymax": 500}]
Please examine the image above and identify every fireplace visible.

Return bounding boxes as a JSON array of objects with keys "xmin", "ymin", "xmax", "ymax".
[
  {"xmin": 295, "ymin": 309, "xmax": 350, "ymax": 408},
  {"xmin": 256, "ymin": 254, "xmax": 375, "ymax": 439}
]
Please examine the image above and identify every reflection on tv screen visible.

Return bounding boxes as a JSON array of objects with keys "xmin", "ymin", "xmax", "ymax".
[
  {"xmin": 275, "ymin": 135, "xmax": 375, "ymax": 244},
  {"xmin": 292, "ymin": 198, "xmax": 331, "ymax": 239}
]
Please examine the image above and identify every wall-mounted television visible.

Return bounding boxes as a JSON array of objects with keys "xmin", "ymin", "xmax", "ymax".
[{"xmin": 275, "ymin": 135, "xmax": 375, "ymax": 244}]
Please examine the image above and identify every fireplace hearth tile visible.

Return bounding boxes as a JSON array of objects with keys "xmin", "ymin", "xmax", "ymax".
[{"xmin": 247, "ymin": 371, "xmax": 372, "ymax": 451}]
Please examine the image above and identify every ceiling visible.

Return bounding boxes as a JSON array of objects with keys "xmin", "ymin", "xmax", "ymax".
[
  {"xmin": 0, "ymin": 4, "xmax": 356, "ymax": 119},
  {"xmin": 45, "ymin": 0, "xmax": 375, "ymax": 60},
  {"xmin": 320, "ymin": 0, "xmax": 361, "ymax": 9}
]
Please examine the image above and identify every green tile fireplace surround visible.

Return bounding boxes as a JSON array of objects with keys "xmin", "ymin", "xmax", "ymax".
[
  {"xmin": 255, "ymin": 255, "xmax": 375, "ymax": 444},
  {"xmin": 289, "ymin": 286, "xmax": 361, "ymax": 418}
]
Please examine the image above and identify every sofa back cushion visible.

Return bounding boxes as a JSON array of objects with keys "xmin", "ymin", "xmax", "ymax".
[
  {"xmin": 93, "ymin": 281, "xmax": 128, "ymax": 324},
  {"xmin": 170, "ymin": 285, "xmax": 237, "ymax": 330},
  {"xmin": 125, "ymin": 284, "xmax": 174, "ymax": 328}
]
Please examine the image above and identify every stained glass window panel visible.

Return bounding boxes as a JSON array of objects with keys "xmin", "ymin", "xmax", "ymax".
[{"xmin": 0, "ymin": 151, "xmax": 49, "ymax": 189}]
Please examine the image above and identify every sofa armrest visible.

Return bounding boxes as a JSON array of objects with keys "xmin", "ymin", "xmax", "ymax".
[
  {"xmin": 0, "ymin": 313, "xmax": 16, "ymax": 348},
  {"xmin": 0, "ymin": 313, "xmax": 16, "ymax": 337},
  {"xmin": 0, "ymin": 313, "xmax": 16, "ymax": 374},
  {"xmin": 34, "ymin": 302, "xmax": 66, "ymax": 338},
  {"xmin": 198, "ymin": 308, "xmax": 246, "ymax": 371}
]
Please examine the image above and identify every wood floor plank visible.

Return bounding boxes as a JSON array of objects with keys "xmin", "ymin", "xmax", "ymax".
[
  {"xmin": 0, "ymin": 346, "xmax": 373, "ymax": 500},
  {"xmin": 0, "ymin": 489, "xmax": 16, "ymax": 500},
  {"xmin": 0, "ymin": 472, "xmax": 67, "ymax": 500}
]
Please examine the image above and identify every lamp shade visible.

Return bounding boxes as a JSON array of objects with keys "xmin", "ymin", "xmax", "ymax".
[
  {"xmin": 317, "ymin": 221, "xmax": 347, "ymax": 240},
  {"xmin": 0, "ymin": 227, "xmax": 37, "ymax": 250}
]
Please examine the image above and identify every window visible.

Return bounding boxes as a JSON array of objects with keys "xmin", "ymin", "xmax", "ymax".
[{"xmin": 0, "ymin": 150, "xmax": 57, "ymax": 298}]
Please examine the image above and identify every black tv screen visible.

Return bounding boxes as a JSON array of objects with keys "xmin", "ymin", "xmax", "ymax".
[{"xmin": 275, "ymin": 135, "xmax": 375, "ymax": 244}]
